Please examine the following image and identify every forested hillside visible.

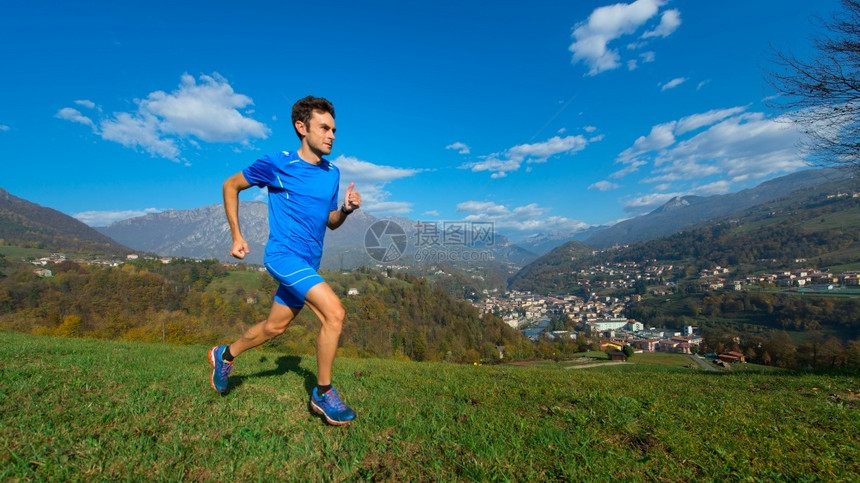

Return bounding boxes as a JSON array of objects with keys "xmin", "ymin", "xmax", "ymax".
[
  {"xmin": 0, "ymin": 187, "xmax": 131, "ymax": 255},
  {"xmin": 510, "ymin": 179, "xmax": 860, "ymax": 294},
  {"xmin": 0, "ymin": 257, "xmax": 527, "ymax": 363}
]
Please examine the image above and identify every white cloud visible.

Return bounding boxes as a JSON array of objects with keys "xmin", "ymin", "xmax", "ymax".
[
  {"xmin": 569, "ymin": 0, "xmax": 679, "ymax": 75},
  {"xmin": 335, "ymin": 155, "xmax": 421, "ymax": 185},
  {"xmin": 73, "ymin": 208, "xmax": 163, "ymax": 227},
  {"xmin": 57, "ymin": 73, "xmax": 269, "ymax": 161},
  {"xmin": 508, "ymin": 135, "xmax": 588, "ymax": 161},
  {"xmin": 616, "ymin": 121, "xmax": 676, "ymax": 166},
  {"xmin": 141, "ymin": 73, "xmax": 269, "ymax": 143},
  {"xmin": 610, "ymin": 159, "xmax": 646, "ymax": 178},
  {"xmin": 637, "ymin": 122, "xmax": 678, "ymax": 150},
  {"xmin": 0, "ymin": 125, "xmax": 9, "ymax": 132},
  {"xmin": 697, "ymin": 79, "xmax": 710, "ymax": 90},
  {"xmin": 100, "ymin": 112, "xmax": 181, "ymax": 160},
  {"xmin": 660, "ymin": 77, "xmax": 687, "ymax": 91},
  {"xmin": 423, "ymin": 210, "xmax": 440, "ymax": 217},
  {"xmin": 589, "ymin": 180, "xmax": 620, "ymax": 191},
  {"xmin": 640, "ymin": 51, "xmax": 656, "ymax": 63},
  {"xmin": 332, "ymin": 155, "xmax": 421, "ymax": 216},
  {"xmin": 465, "ymin": 135, "xmax": 590, "ymax": 178},
  {"xmin": 623, "ymin": 192, "xmax": 681, "ymax": 213},
  {"xmin": 252, "ymin": 187, "xmax": 268, "ymax": 202},
  {"xmin": 361, "ymin": 199, "xmax": 413, "ymax": 215},
  {"xmin": 74, "ymin": 99, "xmax": 96, "ymax": 109},
  {"xmin": 675, "ymin": 106, "xmax": 747, "ymax": 135},
  {"xmin": 617, "ymin": 109, "xmax": 807, "ymax": 213},
  {"xmin": 55, "ymin": 107, "xmax": 95, "ymax": 129},
  {"xmin": 616, "ymin": 106, "xmax": 750, "ymax": 167},
  {"xmin": 642, "ymin": 9, "xmax": 681, "ymax": 38},
  {"xmin": 622, "ymin": 180, "xmax": 733, "ymax": 215},
  {"xmin": 466, "ymin": 157, "xmax": 521, "ymax": 179},
  {"xmin": 692, "ymin": 180, "xmax": 732, "ymax": 196},
  {"xmin": 652, "ymin": 112, "xmax": 806, "ymax": 181},
  {"xmin": 456, "ymin": 200, "xmax": 589, "ymax": 233},
  {"xmin": 457, "ymin": 201, "xmax": 512, "ymax": 217},
  {"xmin": 445, "ymin": 141, "xmax": 470, "ymax": 155}
]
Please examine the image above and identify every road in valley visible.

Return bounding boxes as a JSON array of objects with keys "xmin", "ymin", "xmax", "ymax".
[{"xmin": 688, "ymin": 354, "xmax": 720, "ymax": 372}]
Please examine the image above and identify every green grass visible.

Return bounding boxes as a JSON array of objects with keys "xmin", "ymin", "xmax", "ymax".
[
  {"xmin": 631, "ymin": 352, "xmax": 697, "ymax": 369},
  {"xmin": 1, "ymin": 331, "xmax": 858, "ymax": 481},
  {"xmin": 730, "ymin": 362, "xmax": 788, "ymax": 373},
  {"xmin": 205, "ymin": 270, "xmax": 266, "ymax": 295},
  {"xmin": 0, "ymin": 245, "xmax": 52, "ymax": 260}
]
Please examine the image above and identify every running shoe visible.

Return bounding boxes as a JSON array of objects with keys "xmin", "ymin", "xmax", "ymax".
[
  {"xmin": 310, "ymin": 387, "xmax": 356, "ymax": 426},
  {"xmin": 208, "ymin": 345, "xmax": 233, "ymax": 392}
]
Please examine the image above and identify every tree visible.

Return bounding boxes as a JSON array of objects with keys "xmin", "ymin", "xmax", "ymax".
[
  {"xmin": 55, "ymin": 315, "xmax": 83, "ymax": 338},
  {"xmin": 766, "ymin": 0, "xmax": 860, "ymax": 172},
  {"xmin": 622, "ymin": 344, "xmax": 634, "ymax": 359}
]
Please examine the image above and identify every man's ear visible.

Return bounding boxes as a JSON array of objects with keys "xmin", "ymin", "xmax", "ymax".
[{"xmin": 295, "ymin": 120, "xmax": 307, "ymax": 137}]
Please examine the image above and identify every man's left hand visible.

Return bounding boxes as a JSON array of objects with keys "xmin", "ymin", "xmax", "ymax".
[{"xmin": 343, "ymin": 182, "xmax": 361, "ymax": 213}]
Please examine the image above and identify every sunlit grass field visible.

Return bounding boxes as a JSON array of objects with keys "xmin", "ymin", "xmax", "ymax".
[
  {"xmin": 1, "ymin": 331, "xmax": 857, "ymax": 481},
  {"xmin": 205, "ymin": 269, "xmax": 266, "ymax": 294}
]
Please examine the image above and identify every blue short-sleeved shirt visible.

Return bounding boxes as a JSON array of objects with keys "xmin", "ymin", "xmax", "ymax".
[{"xmin": 242, "ymin": 150, "xmax": 340, "ymax": 266}]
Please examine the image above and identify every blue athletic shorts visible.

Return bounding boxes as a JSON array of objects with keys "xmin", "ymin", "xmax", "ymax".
[{"xmin": 264, "ymin": 255, "xmax": 325, "ymax": 309}]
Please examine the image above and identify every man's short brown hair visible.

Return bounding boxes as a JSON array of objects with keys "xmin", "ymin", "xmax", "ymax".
[{"xmin": 292, "ymin": 96, "xmax": 335, "ymax": 139}]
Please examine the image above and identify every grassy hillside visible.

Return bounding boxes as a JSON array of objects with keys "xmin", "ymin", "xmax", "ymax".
[{"xmin": 2, "ymin": 331, "xmax": 857, "ymax": 481}]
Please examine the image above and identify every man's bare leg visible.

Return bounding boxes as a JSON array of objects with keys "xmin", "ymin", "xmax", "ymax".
[
  {"xmin": 229, "ymin": 301, "xmax": 301, "ymax": 357},
  {"xmin": 209, "ymin": 301, "xmax": 299, "ymax": 393},
  {"xmin": 304, "ymin": 281, "xmax": 355, "ymax": 425},
  {"xmin": 303, "ymin": 282, "xmax": 345, "ymax": 386}
]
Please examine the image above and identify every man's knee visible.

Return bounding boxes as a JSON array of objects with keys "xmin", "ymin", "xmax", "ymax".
[
  {"xmin": 263, "ymin": 314, "xmax": 293, "ymax": 338},
  {"xmin": 322, "ymin": 305, "xmax": 345, "ymax": 331}
]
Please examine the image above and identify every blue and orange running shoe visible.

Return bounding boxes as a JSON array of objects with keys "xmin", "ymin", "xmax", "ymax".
[
  {"xmin": 310, "ymin": 387, "xmax": 356, "ymax": 426},
  {"xmin": 208, "ymin": 345, "xmax": 233, "ymax": 393}
]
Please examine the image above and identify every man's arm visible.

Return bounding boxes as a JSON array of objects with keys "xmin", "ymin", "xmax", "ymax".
[
  {"xmin": 327, "ymin": 206, "xmax": 350, "ymax": 230},
  {"xmin": 328, "ymin": 182, "xmax": 361, "ymax": 230},
  {"xmin": 223, "ymin": 172, "xmax": 253, "ymax": 259}
]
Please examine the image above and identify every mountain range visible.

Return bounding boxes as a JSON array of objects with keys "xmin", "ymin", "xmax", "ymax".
[
  {"xmin": 583, "ymin": 168, "xmax": 845, "ymax": 248},
  {"xmin": 509, "ymin": 172, "xmax": 860, "ymax": 292},
  {"xmin": 97, "ymin": 168, "xmax": 845, "ymax": 267},
  {"xmin": 1, "ymin": 167, "xmax": 850, "ymax": 278},
  {"xmin": 0, "ymin": 187, "xmax": 131, "ymax": 256},
  {"xmin": 97, "ymin": 206, "xmax": 539, "ymax": 273}
]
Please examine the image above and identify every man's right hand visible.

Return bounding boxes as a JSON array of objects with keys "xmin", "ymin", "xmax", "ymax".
[{"xmin": 230, "ymin": 238, "xmax": 250, "ymax": 259}]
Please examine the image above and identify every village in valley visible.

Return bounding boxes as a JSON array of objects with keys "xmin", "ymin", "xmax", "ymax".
[
  {"xmin": 471, "ymin": 287, "xmax": 705, "ymax": 358},
  {"xmin": 469, "ymin": 255, "xmax": 860, "ymax": 364}
]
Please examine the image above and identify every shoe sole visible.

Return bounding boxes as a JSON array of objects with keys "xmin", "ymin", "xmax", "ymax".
[
  {"xmin": 208, "ymin": 347, "xmax": 225, "ymax": 393},
  {"xmin": 310, "ymin": 401, "xmax": 353, "ymax": 426}
]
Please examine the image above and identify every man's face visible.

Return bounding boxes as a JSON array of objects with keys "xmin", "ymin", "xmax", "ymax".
[{"xmin": 298, "ymin": 110, "xmax": 336, "ymax": 156}]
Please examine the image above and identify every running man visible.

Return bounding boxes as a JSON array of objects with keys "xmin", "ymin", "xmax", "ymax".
[{"xmin": 208, "ymin": 96, "xmax": 361, "ymax": 426}]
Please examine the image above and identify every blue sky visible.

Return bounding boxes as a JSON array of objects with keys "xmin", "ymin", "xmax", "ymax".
[{"xmin": 0, "ymin": 0, "xmax": 839, "ymax": 240}]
